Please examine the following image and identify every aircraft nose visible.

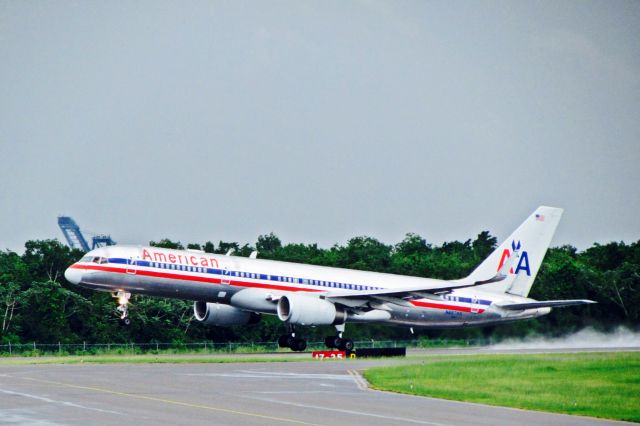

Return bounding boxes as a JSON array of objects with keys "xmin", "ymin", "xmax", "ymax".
[{"xmin": 64, "ymin": 265, "xmax": 82, "ymax": 285}]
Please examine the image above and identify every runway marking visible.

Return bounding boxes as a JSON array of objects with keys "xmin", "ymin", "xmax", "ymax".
[
  {"xmin": 16, "ymin": 376, "xmax": 321, "ymax": 425},
  {"xmin": 183, "ymin": 370, "xmax": 352, "ymax": 381},
  {"xmin": 0, "ymin": 388, "xmax": 122, "ymax": 415},
  {"xmin": 0, "ymin": 409, "xmax": 63, "ymax": 425},
  {"xmin": 347, "ymin": 369, "xmax": 368, "ymax": 391},
  {"xmin": 256, "ymin": 391, "xmax": 340, "ymax": 395},
  {"xmin": 244, "ymin": 394, "xmax": 454, "ymax": 426}
]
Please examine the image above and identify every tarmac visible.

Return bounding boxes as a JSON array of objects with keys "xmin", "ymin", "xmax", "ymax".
[{"xmin": 0, "ymin": 348, "xmax": 635, "ymax": 426}]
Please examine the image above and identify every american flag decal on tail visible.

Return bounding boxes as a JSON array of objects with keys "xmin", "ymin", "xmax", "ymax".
[{"xmin": 535, "ymin": 214, "xmax": 545, "ymax": 222}]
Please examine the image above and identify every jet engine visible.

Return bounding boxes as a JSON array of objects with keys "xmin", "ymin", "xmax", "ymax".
[
  {"xmin": 277, "ymin": 294, "xmax": 345, "ymax": 326},
  {"xmin": 193, "ymin": 301, "xmax": 261, "ymax": 326}
]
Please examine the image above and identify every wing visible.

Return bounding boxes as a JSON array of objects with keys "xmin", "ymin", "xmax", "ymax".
[
  {"xmin": 322, "ymin": 250, "xmax": 523, "ymax": 307},
  {"xmin": 322, "ymin": 280, "xmax": 499, "ymax": 309}
]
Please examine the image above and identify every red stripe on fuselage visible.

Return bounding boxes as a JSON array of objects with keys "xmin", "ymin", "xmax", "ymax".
[{"xmin": 410, "ymin": 300, "xmax": 485, "ymax": 313}]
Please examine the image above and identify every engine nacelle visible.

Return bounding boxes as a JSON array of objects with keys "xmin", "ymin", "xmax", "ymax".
[
  {"xmin": 277, "ymin": 294, "xmax": 345, "ymax": 326},
  {"xmin": 193, "ymin": 301, "xmax": 261, "ymax": 326}
]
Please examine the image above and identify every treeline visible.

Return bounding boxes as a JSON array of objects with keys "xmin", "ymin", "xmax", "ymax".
[{"xmin": 0, "ymin": 232, "xmax": 638, "ymax": 345}]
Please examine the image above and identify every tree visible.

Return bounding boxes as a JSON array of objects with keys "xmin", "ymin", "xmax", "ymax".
[
  {"xmin": 391, "ymin": 233, "xmax": 432, "ymax": 277},
  {"xmin": 472, "ymin": 231, "xmax": 497, "ymax": 261},
  {"xmin": 22, "ymin": 240, "xmax": 82, "ymax": 283},
  {"xmin": 203, "ymin": 241, "xmax": 215, "ymax": 253},
  {"xmin": 394, "ymin": 233, "xmax": 431, "ymax": 257},
  {"xmin": 256, "ymin": 233, "xmax": 282, "ymax": 257},
  {"xmin": 20, "ymin": 279, "xmax": 91, "ymax": 343},
  {"xmin": 0, "ymin": 251, "xmax": 24, "ymax": 342},
  {"xmin": 215, "ymin": 241, "xmax": 240, "ymax": 255},
  {"xmin": 339, "ymin": 236, "xmax": 391, "ymax": 271},
  {"xmin": 150, "ymin": 239, "xmax": 184, "ymax": 250}
]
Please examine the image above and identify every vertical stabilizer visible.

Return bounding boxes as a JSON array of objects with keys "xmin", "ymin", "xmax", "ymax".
[{"xmin": 464, "ymin": 206, "xmax": 563, "ymax": 297}]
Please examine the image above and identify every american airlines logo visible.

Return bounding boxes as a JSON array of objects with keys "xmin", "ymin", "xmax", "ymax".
[
  {"xmin": 497, "ymin": 240, "xmax": 531, "ymax": 276},
  {"xmin": 142, "ymin": 249, "xmax": 219, "ymax": 268}
]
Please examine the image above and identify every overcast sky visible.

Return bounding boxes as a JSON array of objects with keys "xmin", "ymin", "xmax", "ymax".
[{"xmin": 1, "ymin": 1, "xmax": 638, "ymax": 253}]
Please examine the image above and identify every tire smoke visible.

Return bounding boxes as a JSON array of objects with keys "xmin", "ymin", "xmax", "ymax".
[{"xmin": 491, "ymin": 326, "xmax": 640, "ymax": 350}]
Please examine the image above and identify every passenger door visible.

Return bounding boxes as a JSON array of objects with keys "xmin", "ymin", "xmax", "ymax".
[
  {"xmin": 126, "ymin": 254, "xmax": 137, "ymax": 275},
  {"xmin": 471, "ymin": 296, "xmax": 480, "ymax": 314}
]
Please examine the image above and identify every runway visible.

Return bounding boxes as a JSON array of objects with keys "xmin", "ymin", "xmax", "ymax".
[{"xmin": 0, "ymin": 353, "xmax": 632, "ymax": 425}]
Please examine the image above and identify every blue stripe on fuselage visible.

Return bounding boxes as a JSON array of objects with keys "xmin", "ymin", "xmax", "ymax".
[{"xmin": 102, "ymin": 257, "xmax": 492, "ymax": 306}]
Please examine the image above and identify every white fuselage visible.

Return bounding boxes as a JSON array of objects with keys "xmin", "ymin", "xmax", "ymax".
[{"xmin": 66, "ymin": 245, "xmax": 550, "ymax": 328}]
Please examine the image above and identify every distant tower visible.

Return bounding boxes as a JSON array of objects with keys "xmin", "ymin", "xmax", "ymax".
[
  {"xmin": 57, "ymin": 216, "xmax": 115, "ymax": 251},
  {"xmin": 91, "ymin": 234, "xmax": 116, "ymax": 249},
  {"xmin": 58, "ymin": 216, "xmax": 90, "ymax": 251}
]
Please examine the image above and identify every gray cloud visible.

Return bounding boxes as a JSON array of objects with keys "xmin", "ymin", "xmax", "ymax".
[{"xmin": 1, "ymin": 1, "xmax": 638, "ymax": 252}]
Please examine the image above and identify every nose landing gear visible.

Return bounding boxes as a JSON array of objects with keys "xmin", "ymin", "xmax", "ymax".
[{"xmin": 112, "ymin": 290, "xmax": 131, "ymax": 326}]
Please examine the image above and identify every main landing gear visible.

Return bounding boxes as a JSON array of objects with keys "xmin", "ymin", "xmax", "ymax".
[
  {"xmin": 278, "ymin": 324, "xmax": 307, "ymax": 352},
  {"xmin": 324, "ymin": 323, "xmax": 354, "ymax": 351},
  {"xmin": 324, "ymin": 335, "xmax": 354, "ymax": 351},
  {"xmin": 323, "ymin": 323, "xmax": 353, "ymax": 350},
  {"xmin": 278, "ymin": 324, "xmax": 355, "ymax": 352},
  {"xmin": 112, "ymin": 290, "xmax": 131, "ymax": 326}
]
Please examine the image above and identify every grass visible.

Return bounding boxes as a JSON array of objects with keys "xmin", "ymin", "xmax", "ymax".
[{"xmin": 364, "ymin": 352, "xmax": 640, "ymax": 423}]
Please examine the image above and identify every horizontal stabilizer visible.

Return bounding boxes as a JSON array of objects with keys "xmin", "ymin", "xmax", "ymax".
[{"xmin": 498, "ymin": 299, "xmax": 596, "ymax": 310}]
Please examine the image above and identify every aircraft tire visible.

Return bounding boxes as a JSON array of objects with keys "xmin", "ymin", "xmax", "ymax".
[
  {"xmin": 324, "ymin": 336, "xmax": 336, "ymax": 348},
  {"xmin": 291, "ymin": 338, "xmax": 307, "ymax": 352},
  {"xmin": 332, "ymin": 336, "xmax": 343, "ymax": 349},
  {"xmin": 121, "ymin": 317, "xmax": 131, "ymax": 326},
  {"xmin": 278, "ymin": 335, "xmax": 290, "ymax": 348},
  {"xmin": 286, "ymin": 335, "xmax": 296, "ymax": 348},
  {"xmin": 342, "ymin": 339, "xmax": 354, "ymax": 351}
]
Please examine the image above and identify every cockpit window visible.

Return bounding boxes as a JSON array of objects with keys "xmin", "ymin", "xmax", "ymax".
[{"xmin": 83, "ymin": 256, "xmax": 108, "ymax": 264}]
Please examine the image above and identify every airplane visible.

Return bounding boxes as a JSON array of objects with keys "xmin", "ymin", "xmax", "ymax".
[{"xmin": 64, "ymin": 206, "xmax": 595, "ymax": 351}]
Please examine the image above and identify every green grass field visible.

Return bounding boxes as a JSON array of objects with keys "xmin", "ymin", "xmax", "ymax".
[{"xmin": 364, "ymin": 352, "xmax": 640, "ymax": 423}]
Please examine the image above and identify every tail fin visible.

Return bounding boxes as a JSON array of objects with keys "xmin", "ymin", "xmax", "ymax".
[{"xmin": 464, "ymin": 206, "xmax": 563, "ymax": 297}]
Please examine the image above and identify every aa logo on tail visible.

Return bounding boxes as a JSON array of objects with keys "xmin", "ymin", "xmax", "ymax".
[{"xmin": 497, "ymin": 241, "xmax": 531, "ymax": 276}]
